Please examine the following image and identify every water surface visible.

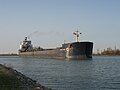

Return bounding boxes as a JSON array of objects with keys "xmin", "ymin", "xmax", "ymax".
[{"xmin": 0, "ymin": 56, "xmax": 120, "ymax": 90}]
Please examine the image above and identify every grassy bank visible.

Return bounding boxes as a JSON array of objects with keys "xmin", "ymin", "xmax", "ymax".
[
  {"xmin": 0, "ymin": 67, "xmax": 24, "ymax": 90},
  {"xmin": 0, "ymin": 64, "xmax": 51, "ymax": 90}
]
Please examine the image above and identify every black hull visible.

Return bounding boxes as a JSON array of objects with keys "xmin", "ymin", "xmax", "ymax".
[{"xmin": 19, "ymin": 42, "xmax": 93, "ymax": 60}]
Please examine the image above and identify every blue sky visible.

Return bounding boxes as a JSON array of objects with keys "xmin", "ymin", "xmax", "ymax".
[{"xmin": 0, "ymin": 0, "xmax": 120, "ymax": 53}]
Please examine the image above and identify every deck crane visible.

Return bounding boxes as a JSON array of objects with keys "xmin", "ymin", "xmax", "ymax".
[{"xmin": 73, "ymin": 31, "xmax": 82, "ymax": 42}]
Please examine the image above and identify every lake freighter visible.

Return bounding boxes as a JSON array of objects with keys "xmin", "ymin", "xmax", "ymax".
[{"xmin": 18, "ymin": 31, "xmax": 93, "ymax": 59}]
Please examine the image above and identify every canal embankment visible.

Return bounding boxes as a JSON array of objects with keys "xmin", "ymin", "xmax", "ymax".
[{"xmin": 0, "ymin": 64, "xmax": 51, "ymax": 90}]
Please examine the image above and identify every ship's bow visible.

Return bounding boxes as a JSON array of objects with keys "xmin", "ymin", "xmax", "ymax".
[{"xmin": 65, "ymin": 42, "xmax": 93, "ymax": 60}]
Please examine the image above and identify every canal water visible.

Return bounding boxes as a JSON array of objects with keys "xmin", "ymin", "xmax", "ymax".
[{"xmin": 0, "ymin": 56, "xmax": 120, "ymax": 90}]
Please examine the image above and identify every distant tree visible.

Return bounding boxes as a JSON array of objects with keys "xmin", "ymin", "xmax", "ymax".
[{"xmin": 98, "ymin": 47, "xmax": 120, "ymax": 56}]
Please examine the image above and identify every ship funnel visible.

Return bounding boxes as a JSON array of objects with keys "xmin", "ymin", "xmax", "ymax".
[{"xmin": 73, "ymin": 31, "xmax": 82, "ymax": 42}]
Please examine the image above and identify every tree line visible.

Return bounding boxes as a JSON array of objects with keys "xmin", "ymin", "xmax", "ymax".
[{"xmin": 96, "ymin": 47, "xmax": 120, "ymax": 56}]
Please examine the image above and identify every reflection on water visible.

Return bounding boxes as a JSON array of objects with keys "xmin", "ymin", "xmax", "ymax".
[{"xmin": 0, "ymin": 56, "xmax": 120, "ymax": 90}]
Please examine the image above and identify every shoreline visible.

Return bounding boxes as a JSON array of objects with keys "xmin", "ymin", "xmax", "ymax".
[
  {"xmin": 0, "ymin": 64, "xmax": 51, "ymax": 90},
  {"xmin": 93, "ymin": 54, "xmax": 120, "ymax": 56},
  {"xmin": 0, "ymin": 54, "xmax": 18, "ymax": 56}
]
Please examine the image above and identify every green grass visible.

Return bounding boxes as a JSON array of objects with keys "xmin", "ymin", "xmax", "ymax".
[{"xmin": 0, "ymin": 70, "xmax": 25, "ymax": 90}]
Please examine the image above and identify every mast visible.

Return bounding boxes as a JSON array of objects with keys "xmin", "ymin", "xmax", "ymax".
[{"xmin": 73, "ymin": 31, "xmax": 82, "ymax": 42}]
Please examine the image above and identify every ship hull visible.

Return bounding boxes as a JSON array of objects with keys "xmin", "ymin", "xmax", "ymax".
[
  {"xmin": 19, "ymin": 42, "xmax": 93, "ymax": 60},
  {"xmin": 19, "ymin": 49, "xmax": 66, "ymax": 59}
]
